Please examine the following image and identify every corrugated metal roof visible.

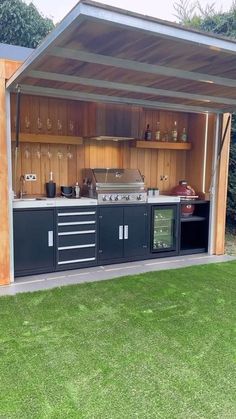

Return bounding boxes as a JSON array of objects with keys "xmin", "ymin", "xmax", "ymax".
[{"xmin": 6, "ymin": 0, "xmax": 236, "ymax": 114}]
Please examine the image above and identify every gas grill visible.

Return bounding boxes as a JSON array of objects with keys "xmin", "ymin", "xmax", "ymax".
[{"xmin": 81, "ymin": 168, "xmax": 147, "ymax": 204}]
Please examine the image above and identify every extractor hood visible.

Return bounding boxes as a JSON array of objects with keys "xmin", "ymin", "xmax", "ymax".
[{"xmin": 87, "ymin": 136, "xmax": 135, "ymax": 142}]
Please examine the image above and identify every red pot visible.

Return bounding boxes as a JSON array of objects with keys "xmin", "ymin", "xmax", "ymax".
[{"xmin": 171, "ymin": 180, "xmax": 196, "ymax": 216}]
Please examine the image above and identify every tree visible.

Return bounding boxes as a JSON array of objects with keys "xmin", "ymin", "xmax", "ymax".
[
  {"xmin": 174, "ymin": 0, "xmax": 236, "ymax": 224},
  {"xmin": 0, "ymin": 0, "xmax": 54, "ymax": 48},
  {"xmin": 173, "ymin": 0, "xmax": 216, "ymax": 26}
]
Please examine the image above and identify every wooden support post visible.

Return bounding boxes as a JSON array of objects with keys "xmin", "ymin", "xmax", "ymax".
[
  {"xmin": 214, "ymin": 113, "xmax": 231, "ymax": 255},
  {"xmin": 0, "ymin": 60, "xmax": 21, "ymax": 285}
]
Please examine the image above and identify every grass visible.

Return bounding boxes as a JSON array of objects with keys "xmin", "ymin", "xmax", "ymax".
[{"xmin": 0, "ymin": 262, "xmax": 236, "ymax": 418}]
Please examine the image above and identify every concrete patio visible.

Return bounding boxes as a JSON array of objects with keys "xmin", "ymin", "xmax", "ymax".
[{"xmin": 0, "ymin": 253, "xmax": 235, "ymax": 296}]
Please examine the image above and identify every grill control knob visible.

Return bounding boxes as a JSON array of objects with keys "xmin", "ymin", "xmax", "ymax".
[
  {"xmin": 126, "ymin": 195, "xmax": 130, "ymax": 201},
  {"xmin": 137, "ymin": 194, "xmax": 142, "ymax": 201},
  {"xmin": 109, "ymin": 195, "xmax": 115, "ymax": 201},
  {"xmin": 115, "ymin": 195, "xmax": 119, "ymax": 201},
  {"xmin": 102, "ymin": 195, "xmax": 107, "ymax": 201}
]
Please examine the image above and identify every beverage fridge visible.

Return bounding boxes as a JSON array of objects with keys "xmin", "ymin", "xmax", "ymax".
[{"xmin": 151, "ymin": 205, "xmax": 178, "ymax": 253}]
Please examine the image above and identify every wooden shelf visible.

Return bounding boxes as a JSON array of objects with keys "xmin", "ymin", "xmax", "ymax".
[
  {"xmin": 132, "ymin": 140, "xmax": 192, "ymax": 150},
  {"xmin": 11, "ymin": 132, "xmax": 83, "ymax": 145}
]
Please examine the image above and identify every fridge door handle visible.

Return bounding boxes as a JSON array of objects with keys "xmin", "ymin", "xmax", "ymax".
[
  {"xmin": 172, "ymin": 219, "xmax": 176, "ymax": 238},
  {"xmin": 124, "ymin": 225, "xmax": 128, "ymax": 240},
  {"xmin": 48, "ymin": 230, "xmax": 54, "ymax": 247},
  {"xmin": 119, "ymin": 225, "xmax": 123, "ymax": 240}
]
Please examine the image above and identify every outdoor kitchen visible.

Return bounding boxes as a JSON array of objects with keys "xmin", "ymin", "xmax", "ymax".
[
  {"xmin": 0, "ymin": 0, "xmax": 234, "ymax": 284},
  {"xmin": 0, "ymin": 2, "xmax": 235, "ymax": 417},
  {"xmin": 11, "ymin": 94, "xmax": 212, "ymax": 277}
]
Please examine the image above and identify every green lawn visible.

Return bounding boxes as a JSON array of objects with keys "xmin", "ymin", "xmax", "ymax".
[{"xmin": 0, "ymin": 262, "xmax": 236, "ymax": 418}]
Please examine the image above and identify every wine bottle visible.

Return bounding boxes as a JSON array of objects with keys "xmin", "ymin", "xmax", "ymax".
[
  {"xmin": 172, "ymin": 121, "xmax": 178, "ymax": 142},
  {"xmin": 144, "ymin": 124, "xmax": 152, "ymax": 141},
  {"xmin": 181, "ymin": 127, "xmax": 187, "ymax": 142},
  {"xmin": 155, "ymin": 121, "xmax": 161, "ymax": 141}
]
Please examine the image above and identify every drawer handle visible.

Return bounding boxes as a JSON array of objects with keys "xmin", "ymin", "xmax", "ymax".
[
  {"xmin": 119, "ymin": 225, "xmax": 123, "ymax": 240},
  {"xmin": 58, "ymin": 230, "xmax": 96, "ymax": 236},
  {"xmin": 58, "ymin": 221, "xmax": 96, "ymax": 226},
  {"xmin": 48, "ymin": 231, "xmax": 53, "ymax": 247},
  {"xmin": 58, "ymin": 212, "xmax": 96, "ymax": 216},
  {"xmin": 58, "ymin": 244, "xmax": 95, "ymax": 250},
  {"xmin": 124, "ymin": 225, "xmax": 128, "ymax": 240},
  {"xmin": 58, "ymin": 257, "xmax": 96, "ymax": 265}
]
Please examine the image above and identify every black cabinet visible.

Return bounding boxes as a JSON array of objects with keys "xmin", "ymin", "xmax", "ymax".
[
  {"xmin": 13, "ymin": 209, "xmax": 55, "ymax": 276},
  {"xmin": 98, "ymin": 205, "xmax": 148, "ymax": 262},
  {"xmin": 179, "ymin": 201, "xmax": 209, "ymax": 254},
  {"xmin": 56, "ymin": 207, "xmax": 97, "ymax": 270}
]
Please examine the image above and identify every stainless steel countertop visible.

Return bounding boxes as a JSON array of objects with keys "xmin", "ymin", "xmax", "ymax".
[
  {"xmin": 13, "ymin": 195, "xmax": 181, "ymax": 208},
  {"xmin": 13, "ymin": 197, "xmax": 98, "ymax": 209}
]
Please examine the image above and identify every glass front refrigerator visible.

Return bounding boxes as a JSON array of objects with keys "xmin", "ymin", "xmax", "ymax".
[{"xmin": 151, "ymin": 205, "xmax": 178, "ymax": 253}]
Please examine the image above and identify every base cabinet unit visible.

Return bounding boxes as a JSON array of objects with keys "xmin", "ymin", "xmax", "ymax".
[
  {"xmin": 56, "ymin": 207, "xmax": 97, "ymax": 270},
  {"xmin": 98, "ymin": 205, "xmax": 148, "ymax": 263},
  {"xmin": 12, "ymin": 200, "xmax": 210, "ymax": 278},
  {"xmin": 180, "ymin": 201, "xmax": 209, "ymax": 254},
  {"xmin": 13, "ymin": 209, "xmax": 55, "ymax": 276},
  {"xmin": 150, "ymin": 205, "xmax": 178, "ymax": 255}
]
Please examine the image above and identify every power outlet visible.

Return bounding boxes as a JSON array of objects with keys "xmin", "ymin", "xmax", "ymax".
[
  {"xmin": 160, "ymin": 175, "xmax": 168, "ymax": 181},
  {"xmin": 25, "ymin": 174, "xmax": 37, "ymax": 181}
]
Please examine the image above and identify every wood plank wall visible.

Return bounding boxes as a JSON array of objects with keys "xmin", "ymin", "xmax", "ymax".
[
  {"xmin": 11, "ymin": 95, "xmax": 207, "ymax": 196},
  {"xmin": 0, "ymin": 60, "xmax": 22, "ymax": 285},
  {"xmin": 214, "ymin": 113, "xmax": 231, "ymax": 255},
  {"xmin": 186, "ymin": 113, "xmax": 216, "ymax": 196}
]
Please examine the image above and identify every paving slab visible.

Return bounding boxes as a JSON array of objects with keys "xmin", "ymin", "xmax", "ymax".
[{"xmin": 0, "ymin": 254, "xmax": 235, "ymax": 296}]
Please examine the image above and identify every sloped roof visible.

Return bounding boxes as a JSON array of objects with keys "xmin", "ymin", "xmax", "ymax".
[{"xmin": 6, "ymin": 0, "xmax": 236, "ymax": 113}]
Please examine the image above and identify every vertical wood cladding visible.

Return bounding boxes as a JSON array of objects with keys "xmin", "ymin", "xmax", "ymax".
[{"xmin": 11, "ymin": 95, "xmax": 209, "ymax": 196}]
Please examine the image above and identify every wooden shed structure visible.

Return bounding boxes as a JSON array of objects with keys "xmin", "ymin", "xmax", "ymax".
[{"xmin": 0, "ymin": 0, "xmax": 235, "ymax": 284}]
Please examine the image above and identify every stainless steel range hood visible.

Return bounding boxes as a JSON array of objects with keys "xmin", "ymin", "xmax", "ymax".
[{"xmin": 87, "ymin": 136, "xmax": 134, "ymax": 141}]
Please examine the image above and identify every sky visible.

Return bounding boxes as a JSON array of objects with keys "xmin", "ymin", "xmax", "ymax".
[{"xmin": 26, "ymin": 0, "xmax": 234, "ymax": 23}]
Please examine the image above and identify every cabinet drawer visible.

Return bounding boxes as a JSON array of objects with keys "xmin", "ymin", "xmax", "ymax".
[
  {"xmin": 58, "ymin": 232, "xmax": 96, "ymax": 247},
  {"xmin": 58, "ymin": 247, "xmax": 96, "ymax": 265},
  {"xmin": 58, "ymin": 223, "xmax": 96, "ymax": 233},
  {"xmin": 57, "ymin": 211, "xmax": 96, "ymax": 224}
]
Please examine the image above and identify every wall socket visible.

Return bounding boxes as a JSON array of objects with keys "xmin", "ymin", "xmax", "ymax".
[
  {"xmin": 160, "ymin": 175, "xmax": 168, "ymax": 181},
  {"xmin": 25, "ymin": 174, "xmax": 37, "ymax": 181}
]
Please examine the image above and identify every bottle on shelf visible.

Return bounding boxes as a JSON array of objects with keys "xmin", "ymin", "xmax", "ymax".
[
  {"xmin": 144, "ymin": 123, "xmax": 152, "ymax": 141},
  {"xmin": 155, "ymin": 121, "xmax": 161, "ymax": 141},
  {"xmin": 162, "ymin": 130, "xmax": 170, "ymax": 142},
  {"xmin": 172, "ymin": 120, "xmax": 178, "ymax": 142},
  {"xmin": 181, "ymin": 127, "xmax": 188, "ymax": 142}
]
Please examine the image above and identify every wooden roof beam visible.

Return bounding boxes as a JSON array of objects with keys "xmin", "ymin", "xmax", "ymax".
[
  {"xmin": 27, "ymin": 70, "xmax": 236, "ymax": 107},
  {"xmin": 19, "ymin": 84, "xmax": 223, "ymax": 114},
  {"xmin": 49, "ymin": 47, "xmax": 236, "ymax": 89}
]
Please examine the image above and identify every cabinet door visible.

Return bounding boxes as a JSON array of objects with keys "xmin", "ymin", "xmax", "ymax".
[
  {"xmin": 98, "ymin": 207, "xmax": 123, "ymax": 261},
  {"xmin": 14, "ymin": 209, "xmax": 55, "ymax": 275},
  {"xmin": 124, "ymin": 206, "xmax": 148, "ymax": 258}
]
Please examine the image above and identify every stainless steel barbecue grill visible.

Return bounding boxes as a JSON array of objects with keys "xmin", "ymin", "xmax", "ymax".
[{"xmin": 81, "ymin": 168, "xmax": 147, "ymax": 204}]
